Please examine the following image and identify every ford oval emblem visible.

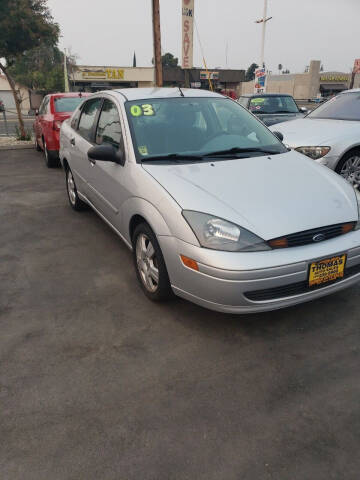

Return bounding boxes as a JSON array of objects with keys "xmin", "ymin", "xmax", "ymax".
[{"xmin": 313, "ymin": 233, "xmax": 326, "ymax": 242}]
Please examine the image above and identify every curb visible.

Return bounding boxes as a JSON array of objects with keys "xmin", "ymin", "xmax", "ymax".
[{"xmin": 0, "ymin": 144, "xmax": 34, "ymax": 151}]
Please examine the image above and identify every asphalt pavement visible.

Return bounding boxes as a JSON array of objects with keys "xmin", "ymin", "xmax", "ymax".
[{"xmin": 1, "ymin": 149, "xmax": 360, "ymax": 480}]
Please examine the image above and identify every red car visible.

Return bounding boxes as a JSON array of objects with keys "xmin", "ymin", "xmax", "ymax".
[{"xmin": 34, "ymin": 92, "xmax": 90, "ymax": 167}]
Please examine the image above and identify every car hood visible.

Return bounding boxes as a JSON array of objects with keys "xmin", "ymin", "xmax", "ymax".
[
  {"xmin": 143, "ymin": 151, "xmax": 358, "ymax": 240},
  {"xmin": 270, "ymin": 118, "xmax": 360, "ymax": 147},
  {"xmin": 257, "ymin": 112, "xmax": 304, "ymax": 126}
]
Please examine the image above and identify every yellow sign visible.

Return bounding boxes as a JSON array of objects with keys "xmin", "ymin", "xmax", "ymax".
[
  {"xmin": 309, "ymin": 254, "xmax": 346, "ymax": 287},
  {"xmin": 320, "ymin": 75, "xmax": 348, "ymax": 82},
  {"xmin": 81, "ymin": 69, "xmax": 125, "ymax": 81}
]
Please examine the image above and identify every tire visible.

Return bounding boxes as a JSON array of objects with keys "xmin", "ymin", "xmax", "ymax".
[
  {"xmin": 44, "ymin": 139, "xmax": 59, "ymax": 168},
  {"xmin": 65, "ymin": 167, "xmax": 88, "ymax": 211},
  {"xmin": 132, "ymin": 222, "xmax": 173, "ymax": 302},
  {"xmin": 35, "ymin": 137, "xmax": 42, "ymax": 151},
  {"xmin": 335, "ymin": 149, "xmax": 360, "ymax": 188}
]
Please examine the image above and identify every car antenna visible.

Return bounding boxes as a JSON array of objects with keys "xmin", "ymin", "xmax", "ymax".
[{"xmin": 178, "ymin": 86, "xmax": 185, "ymax": 97}]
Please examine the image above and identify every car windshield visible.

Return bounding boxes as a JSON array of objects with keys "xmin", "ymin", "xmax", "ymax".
[
  {"xmin": 249, "ymin": 96, "xmax": 299, "ymax": 114},
  {"xmin": 125, "ymin": 97, "xmax": 287, "ymax": 161},
  {"xmin": 308, "ymin": 92, "xmax": 360, "ymax": 121},
  {"xmin": 54, "ymin": 97, "xmax": 85, "ymax": 113}
]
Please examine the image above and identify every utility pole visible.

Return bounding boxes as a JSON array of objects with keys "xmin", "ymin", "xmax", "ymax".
[
  {"xmin": 255, "ymin": 0, "xmax": 272, "ymax": 69},
  {"xmin": 64, "ymin": 49, "xmax": 70, "ymax": 92},
  {"xmin": 152, "ymin": 0, "xmax": 163, "ymax": 87}
]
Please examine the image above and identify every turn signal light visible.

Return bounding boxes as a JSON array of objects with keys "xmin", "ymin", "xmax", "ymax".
[
  {"xmin": 342, "ymin": 223, "xmax": 355, "ymax": 234},
  {"xmin": 268, "ymin": 237, "xmax": 288, "ymax": 249},
  {"xmin": 180, "ymin": 255, "xmax": 199, "ymax": 271}
]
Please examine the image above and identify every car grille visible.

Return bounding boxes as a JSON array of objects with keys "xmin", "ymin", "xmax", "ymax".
[
  {"xmin": 244, "ymin": 263, "xmax": 360, "ymax": 302},
  {"xmin": 268, "ymin": 223, "xmax": 355, "ymax": 249}
]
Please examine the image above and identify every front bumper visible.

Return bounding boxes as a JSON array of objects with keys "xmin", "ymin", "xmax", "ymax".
[{"xmin": 158, "ymin": 231, "xmax": 360, "ymax": 314}]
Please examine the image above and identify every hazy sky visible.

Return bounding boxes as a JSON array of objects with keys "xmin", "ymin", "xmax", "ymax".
[{"xmin": 47, "ymin": 0, "xmax": 359, "ymax": 74}]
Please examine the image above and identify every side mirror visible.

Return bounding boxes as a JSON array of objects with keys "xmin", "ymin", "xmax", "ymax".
[
  {"xmin": 88, "ymin": 144, "xmax": 125, "ymax": 165},
  {"xmin": 299, "ymin": 107, "xmax": 308, "ymax": 114},
  {"xmin": 273, "ymin": 131, "xmax": 284, "ymax": 142}
]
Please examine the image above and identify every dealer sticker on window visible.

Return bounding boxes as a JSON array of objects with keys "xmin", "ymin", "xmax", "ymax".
[
  {"xmin": 138, "ymin": 146, "xmax": 148, "ymax": 155},
  {"xmin": 130, "ymin": 104, "xmax": 155, "ymax": 117}
]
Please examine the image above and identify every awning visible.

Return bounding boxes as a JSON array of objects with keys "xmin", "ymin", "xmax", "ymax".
[{"xmin": 320, "ymin": 83, "xmax": 347, "ymax": 91}]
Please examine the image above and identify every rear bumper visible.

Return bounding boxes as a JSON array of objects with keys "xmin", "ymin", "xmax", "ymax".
[{"xmin": 158, "ymin": 232, "xmax": 360, "ymax": 314}]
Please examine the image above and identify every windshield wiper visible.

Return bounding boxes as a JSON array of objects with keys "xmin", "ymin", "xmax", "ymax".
[
  {"xmin": 202, "ymin": 147, "xmax": 281, "ymax": 157},
  {"xmin": 141, "ymin": 153, "xmax": 204, "ymax": 162}
]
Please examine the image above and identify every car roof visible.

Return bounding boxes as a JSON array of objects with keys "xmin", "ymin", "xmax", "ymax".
[
  {"xmin": 240, "ymin": 93, "xmax": 293, "ymax": 98},
  {"xmin": 341, "ymin": 88, "xmax": 360, "ymax": 94},
  {"xmin": 48, "ymin": 92, "xmax": 91, "ymax": 99},
  {"xmin": 110, "ymin": 87, "xmax": 224, "ymax": 101}
]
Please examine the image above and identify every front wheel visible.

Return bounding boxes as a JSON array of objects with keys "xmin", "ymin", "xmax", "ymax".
[
  {"xmin": 132, "ymin": 223, "xmax": 173, "ymax": 302},
  {"xmin": 35, "ymin": 137, "xmax": 42, "ymax": 151},
  {"xmin": 336, "ymin": 149, "xmax": 360, "ymax": 188}
]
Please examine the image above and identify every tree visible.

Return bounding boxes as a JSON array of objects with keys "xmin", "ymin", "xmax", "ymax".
[
  {"xmin": 0, "ymin": 0, "xmax": 59, "ymax": 138},
  {"xmin": 278, "ymin": 63, "xmax": 283, "ymax": 74},
  {"xmin": 8, "ymin": 45, "xmax": 64, "ymax": 93},
  {"xmin": 161, "ymin": 52, "xmax": 178, "ymax": 68},
  {"xmin": 245, "ymin": 63, "xmax": 259, "ymax": 82}
]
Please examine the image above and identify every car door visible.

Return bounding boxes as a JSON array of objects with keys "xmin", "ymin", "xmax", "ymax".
[
  {"xmin": 86, "ymin": 97, "xmax": 127, "ymax": 230},
  {"xmin": 68, "ymin": 97, "xmax": 103, "ymax": 197},
  {"xmin": 36, "ymin": 96, "xmax": 49, "ymax": 146}
]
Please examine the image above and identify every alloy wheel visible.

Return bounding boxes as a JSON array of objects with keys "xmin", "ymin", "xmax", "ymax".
[
  {"xmin": 67, "ymin": 170, "xmax": 76, "ymax": 205},
  {"xmin": 135, "ymin": 233, "xmax": 159, "ymax": 293},
  {"xmin": 340, "ymin": 155, "xmax": 360, "ymax": 187}
]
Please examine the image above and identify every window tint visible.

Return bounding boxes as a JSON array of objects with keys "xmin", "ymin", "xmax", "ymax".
[
  {"xmin": 308, "ymin": 92, "xmax": 360, "ymax": 121},
  {"xmin": 95, "ymin": 99, "xmax": 122, "ymax": 148},
  {"xmin": 249, "ymin": 96, "xmax": 298, "ymax": 114},
  {"xmin": 54, "ymin": 97, "xmax": 85, "ymax": 113},
  {"xmin": 78, "ymin": 98, "xmax": 102, "ymax": 141},
  {"xmin": 39, "ymin": 97, "xmax": 49, "ymax": 115}
]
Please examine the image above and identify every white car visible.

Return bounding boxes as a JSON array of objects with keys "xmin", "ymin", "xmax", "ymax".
[{"xmin": 270, "ymin": 89, "xmax": 360, "ymax": 188}]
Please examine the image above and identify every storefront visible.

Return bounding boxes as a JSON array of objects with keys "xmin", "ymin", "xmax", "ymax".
[
  {"xmin": 319, "ymin": 73, "xmax": 350, "ymax": 97},
  {"xmin": 69, "ymin": 66, "xmax": 155, "ymax": 92}
]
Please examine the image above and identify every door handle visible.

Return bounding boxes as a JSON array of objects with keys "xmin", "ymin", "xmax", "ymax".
[{"xmin": 70, "ymin": 138, "xmax": 75, "ymax": 146}]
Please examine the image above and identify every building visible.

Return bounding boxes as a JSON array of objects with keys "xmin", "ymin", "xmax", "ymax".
[
  {"xmin": 240, "ymin": 60, "xmax": 360, "ymax": 99},
  {"xmin": 0, "ymin": 74, "xmax": 31, "ymax": 114},
  {"xmin": 70, "ymin": 66, "xmax": 155, "ymax": 91},
  {"xmin": 163, "ymin": 67, "xmax": 245, "ymax": 92}
]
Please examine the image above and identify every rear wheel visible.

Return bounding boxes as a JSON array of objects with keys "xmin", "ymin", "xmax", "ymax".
[
  {"xmin": 336, "ymin": 149, "xmax": 360, "ymax": 188},
  {"xmin": 43, "ymin": 139, "xmax": 59, "ymax": 168},
  {"xmin": 66, "ymin": 167, "xmax": 88, "ymax": 211},
  {"xmin": 132, "ymin": 222, "xmax": 173, "ymax": 302}
]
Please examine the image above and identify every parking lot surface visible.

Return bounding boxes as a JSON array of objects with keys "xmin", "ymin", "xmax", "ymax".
[{"xmin": 1, "ymin": 149, "xmax": 360, "ymax": 480}]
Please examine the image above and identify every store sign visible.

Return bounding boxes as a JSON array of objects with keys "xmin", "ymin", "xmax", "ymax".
[
  {"xmin": 254, "ymin": 68, "xmax": 266, "ymax": 93},
  {"xmin": 320, "ymin": 74, "xmax": 348, "ymax": 82},
  {"xmin": 182, "ymin": 0, "xmax": 194, "ymax": 69},
  {"xmin": 81, "ymin": 69, "xmax": 124, "ymax": 80},
  {"xmin": 353, "ymin": 59, "xmax": 360, "ymax": 74},
  {"xmin": 200, "ymin": 71, "xmax": 219, "ymax": 80}
]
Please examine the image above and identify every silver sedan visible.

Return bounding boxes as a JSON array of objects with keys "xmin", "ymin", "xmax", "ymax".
[
  {"xmin": 60, "ymin": 88, "xmax": 360, "ymax": 314},
  {"xmin": 270, "ymin": 89, "xmax": 360, "ymax": 188}
]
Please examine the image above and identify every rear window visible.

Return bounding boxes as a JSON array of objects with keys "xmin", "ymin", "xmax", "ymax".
[{"xmin": 54, "ymin": 97, "xmax": 85, "ymax": 113}]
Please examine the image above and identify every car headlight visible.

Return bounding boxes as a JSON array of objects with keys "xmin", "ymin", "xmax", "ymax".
[
  {"xmin": 295, "ymin": 146, "xmax": 331, "ymax": 160},
  {"xmin": 355, "ymin": 189, "xmax": 360, "ymax": 230},
  {"xmin": 182, "ymin": 211, "xmax": 271, "ymax": 252}
]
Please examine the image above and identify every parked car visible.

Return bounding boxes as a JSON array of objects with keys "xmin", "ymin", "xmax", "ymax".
[
  {"xmin": 0, "ymin": 98, "xmax": 4, "ymax": 112},
  {"xmin": 60, "ymin": 88, "xmax": 360, "ymax": 314},
  {"xmin": 237, "ymin": 93, "xmax": 307, "ymax": 126},
  {"xmin": 34, "ymin": 92, "xmax": 90, "ymax": 167},
  {"xmin": 270, "ymin": 89, "xmax": 360, "ymax": 188}
]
